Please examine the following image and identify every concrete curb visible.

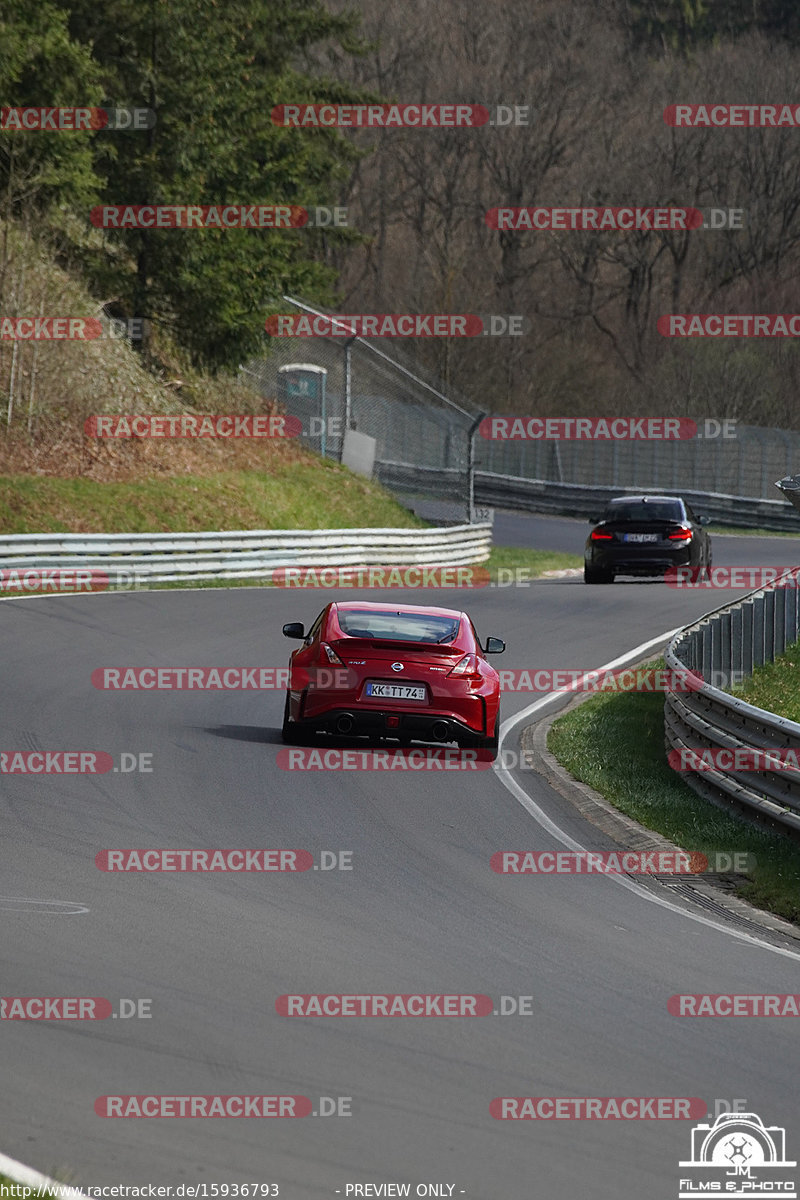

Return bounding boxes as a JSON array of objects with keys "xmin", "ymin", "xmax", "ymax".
[{"xmin": 518, "ymin": 681, "xmax": 800, "ymax": 944}]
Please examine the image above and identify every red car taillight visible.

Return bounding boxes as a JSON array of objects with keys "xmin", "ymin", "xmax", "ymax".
[
  {"xmin": 668, "ymin": 526, "xmax": 693, "ymax": 541},
  {"xmin": 590, "ymin": 529, "xmax": 614, "ymax": 541},
  {"xmin": 321, "ymin": 642, "xmax": 344, "ymax": 665},
  {"xmin": 447, "ymin": 653, "xmax": 482, "ymax": 680}
]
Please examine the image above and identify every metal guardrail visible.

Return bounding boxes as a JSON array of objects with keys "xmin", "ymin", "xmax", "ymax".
[
  {"xmin": 254, "ymin": 299, "xmax": 800, "ymax": 527},
  {"xmin": 664, "ymin": 569, "xmax": 800, "ymax": 841},
  {"xmin": 377, "ymin": 464, "xmax": 800, "ymax": 531},
  {"xmin": 0, "ymin": 525, "xmax": 492, "ymax": 585}
]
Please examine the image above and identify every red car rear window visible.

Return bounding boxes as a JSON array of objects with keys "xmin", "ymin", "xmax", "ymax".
[{"xmin": 336, "ymin": 609, "xmax": 460, "ymax": 644}]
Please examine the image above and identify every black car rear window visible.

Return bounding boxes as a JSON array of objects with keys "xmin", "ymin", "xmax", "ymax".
[
  {"xmin": 604, "ymin": 500, "xmax": 684, "ymax": 522},
  {"xmin": 336, "ymin": 609, "xmax": 460, "ymax": 643}
]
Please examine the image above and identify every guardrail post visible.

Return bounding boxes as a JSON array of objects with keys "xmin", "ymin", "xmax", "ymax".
[
  {"xmin": 730, "ymin": 606, "xmax": 743, "ymax": 680},
  {"xmin": 786, "ymin": 582, "xmax": 800, "ymax": 646},
  {"xmin": 467, "ymin": 411, "xmax": 487, "ymax": 523},
  {"xmin": 752, "ymin": 595, "xmax": 766, "ymax": 668},
  {"xmin": 775, "ymin": 585, "xmax": 787, "ymax": 657},
  {"xmin": 763, "ymin": 590, "xmax": 776, "ymax": 663},
  {"xmin": 710, "ymin": 617, "xmax": 723, "ymax": 677},
  {"xmin": 741, "ymin": 602, "xmax": 754, "ymax": 675},
  {"xmin": 718, "ymin": 611, "xmax": 732, "ymax": 687},
  {"xmin": 701, "ymin": 622, "xmax": 713, "ymax": 684}
]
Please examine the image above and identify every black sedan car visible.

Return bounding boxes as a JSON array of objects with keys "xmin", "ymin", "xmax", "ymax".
[{"xmin": 583, "ymin": 494, "xmax": 711, "ymax": 583}]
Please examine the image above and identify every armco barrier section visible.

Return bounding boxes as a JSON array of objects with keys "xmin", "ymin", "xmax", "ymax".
[
  {"xmin": 377, "ymin": 464, "xmax": 800, "ymax": 530},
  {"xmin": 249, "ymin": 299, "xmax": 800, "ymax": 529},
  {"xmin": 0, "ymin": 524, "xmax": 492, "ymax": 585},
  {"xmin": 473, "ymin": 472, "xmax": 800, "ymax": 529},
  {"xmin": 664, "ymin": 569, "xmax": 800, "ymax": 841}
]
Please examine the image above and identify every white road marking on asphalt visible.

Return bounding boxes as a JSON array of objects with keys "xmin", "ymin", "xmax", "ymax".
[
  {"xmin": 0, "ymin": 1146, "xmax": 89, "ymax": 1198},
  {"xmin": 0, "ymin": 896, "xmax": 89, "ymax": 913},
  {"xmin": 495, "ymin": 628, "xmax": 800, "ymax": 964}
]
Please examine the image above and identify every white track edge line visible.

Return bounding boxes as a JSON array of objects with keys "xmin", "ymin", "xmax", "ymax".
[
  {"xmin": 495, "ymin": 628, "xmax": 800, "ymax": 964},
  {"xmin": 0, "ymin": 1147, "xmax": 89, "ymax": 1198}
]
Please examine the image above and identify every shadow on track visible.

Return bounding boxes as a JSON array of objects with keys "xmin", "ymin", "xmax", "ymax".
[{"xmin": 203, "ymin": 724, "xmax": 281, "ymax": 745}]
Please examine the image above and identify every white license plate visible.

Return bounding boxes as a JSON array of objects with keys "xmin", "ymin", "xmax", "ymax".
[
  {"xmin": 365, "ymin": 682, "xmax": 426, "ymax": 701},
  {"xmin": 624, "ymin": 533, "xmax": 659, "ymax": 543}
]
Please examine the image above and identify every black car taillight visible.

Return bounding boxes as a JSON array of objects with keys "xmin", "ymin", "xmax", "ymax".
[
  {"xmin": 668, "ymin": 526, "xmax": 693, "ymax": 541},
  {"xmin": 590, "ymin": 529, "xmax": 614, "ymax": 541}
]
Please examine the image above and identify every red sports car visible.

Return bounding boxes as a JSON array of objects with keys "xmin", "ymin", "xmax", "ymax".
[{"xmin": 281, "ymin": 600, "xmax": 505, "ymax": 755}]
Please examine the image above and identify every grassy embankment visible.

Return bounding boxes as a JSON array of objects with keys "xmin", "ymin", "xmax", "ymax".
[
  {"xmin": 548, "ymin": 657, "xmax": 800, "ymax": 925},
  {"xmin": 0, "ymin": 463, "xmax": 582, "ymax": 587}
]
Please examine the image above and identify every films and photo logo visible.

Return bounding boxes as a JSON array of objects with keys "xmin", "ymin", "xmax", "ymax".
[{"xmin": 678, "ymin": 1111, "xmax": 796, "ymax": 1198}]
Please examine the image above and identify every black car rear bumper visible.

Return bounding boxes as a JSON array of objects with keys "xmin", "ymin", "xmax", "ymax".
[{"xmin": 586, "ymin": 547, "xmax": 697, "ymax": 575}]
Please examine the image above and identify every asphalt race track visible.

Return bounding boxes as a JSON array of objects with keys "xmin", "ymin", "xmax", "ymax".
[{"xmin": 1, "ymin": 513, "xmax": 799, "ymax": 1196}]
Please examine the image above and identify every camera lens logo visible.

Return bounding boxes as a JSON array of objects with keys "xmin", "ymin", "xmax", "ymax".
[
  {"xmin": 724, "ymin": 1137, "xmax": 751, "ymax": 1167},
  {"xmin": 679, "ymin": 1112, "xmax": 796, "ymax": 1198}
]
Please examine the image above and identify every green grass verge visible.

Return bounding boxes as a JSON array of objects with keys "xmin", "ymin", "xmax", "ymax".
[
  {"xmin": 0, "ymin": 466, "xmax": 583, "ymax": 591},
  {"xmin": 483, "ymin": 545, "xmax": 582, "ymax": 579},
  {"xmin": 131, "ymin": 546, "xmax": 583, "ymax": 591},
  {"xmin": 732, "ymin": 637, "xmax": 800, "ymax": 721},
  {"xmin": 707, "ymin": 523, "xmax": 800, "ymax": 538},
  {"xmin": 547, "ymin": 659, "xmax": 800, "ymax": 925},
  {"xmin": 0, "ymin": 462, "xmax": 426, "ymax": 534}
]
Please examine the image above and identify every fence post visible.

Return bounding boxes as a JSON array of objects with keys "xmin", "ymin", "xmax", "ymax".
[
  {"xmin": 468, "ymin": 411, "xmax": 487, "ymax": 523},
  {"xmin": 343, "ymin": 336, "xmax": 356, "ymax": 435}
]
